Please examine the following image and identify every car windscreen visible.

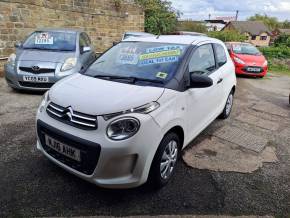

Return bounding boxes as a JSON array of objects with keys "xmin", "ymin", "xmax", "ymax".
[
  {"xmin": 22, "ymin": 31, "xmax": 76, "ymax": 51},
  {"xmin": 232, "ymin": 44, "xmax": 261, "ymax": 55},
  {"xmin": 84, "ymin": 42, "xmax": 188, "ymax": 85}
]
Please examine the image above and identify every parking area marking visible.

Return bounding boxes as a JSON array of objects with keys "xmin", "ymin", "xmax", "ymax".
[{"xmin": 213, "ymin": 126, "xmax": 268, "ymax": 153}]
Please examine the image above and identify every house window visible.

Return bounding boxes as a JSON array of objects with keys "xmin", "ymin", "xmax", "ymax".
[
  {"xmin": 261, "ymin": 36, "xmax": 267, "ymax": 40},
  {"xmin": 251, "ymin": 35, "xmax": 256, "ymax": 40}
]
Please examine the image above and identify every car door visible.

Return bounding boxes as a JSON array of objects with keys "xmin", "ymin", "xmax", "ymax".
[
  {"xmin": 185, "ymin": 43, "xmax": 224, "ymax": 140},
  {"xmin": 79, "ymin": 33, "xmax": 95, "ymax": 69},
  {"xmin": 213, "ymin": 43, "xmax": 232, "ymax": 103}
]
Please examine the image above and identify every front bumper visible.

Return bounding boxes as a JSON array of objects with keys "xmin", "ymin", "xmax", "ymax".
[
  {"xmin": 4, "ymin": 63, "xmax": 76, "ymax": 91},
  {"xmin": 235, "ymin": 64, "xmax": 268, "ymax": 77},
  {"xmin": 36, "ymin": 107, "xmax": 162, "ymax": 189}
]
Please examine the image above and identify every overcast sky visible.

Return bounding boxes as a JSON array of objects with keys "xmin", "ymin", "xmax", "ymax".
[{"xmin": 169, "ymin": 0, "xmax": 290, "ymax": 21}]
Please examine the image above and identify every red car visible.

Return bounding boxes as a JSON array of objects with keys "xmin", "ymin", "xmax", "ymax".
[{"xmin": 226, "ymin": 42, "xmax": 268, "ymax": 78}]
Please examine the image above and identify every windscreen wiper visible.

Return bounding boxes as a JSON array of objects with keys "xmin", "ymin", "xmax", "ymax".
[
  {"xmin": 129, "ymin": 76, "xmax": 164, "ymax": 84},
  {"xmin": 93, "ymin": 75, "xmax": 135, "ymax": 83},
  {"xmin": 93, "ymin": 75, "xmax": 164, "ymax": 84}
]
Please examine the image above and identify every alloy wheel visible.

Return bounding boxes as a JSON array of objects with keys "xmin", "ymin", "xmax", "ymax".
[{"xmin": 160, "ymin": 140, "xmax": 178, "ymax": 180}]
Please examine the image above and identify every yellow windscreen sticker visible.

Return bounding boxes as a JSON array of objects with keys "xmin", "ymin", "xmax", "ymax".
[{"xmin": 139, "ymin": 49, "xmax": 181, "ymax": 61}]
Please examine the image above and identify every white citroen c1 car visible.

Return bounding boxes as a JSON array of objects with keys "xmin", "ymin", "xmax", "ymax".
[{"xmin": 36, "ymin": 35, "xmax": 236, "ymax": 189}]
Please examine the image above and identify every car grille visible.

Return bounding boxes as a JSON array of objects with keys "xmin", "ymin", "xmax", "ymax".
[
  {"xmin": 37, "ymin": 120, "xmax": 101, "ymax": 175},
  {"xmin": 19, "ymin": 66, "xmax": 55, "ymax": 74},
  {"xmin": 19, "ymin": 81, "xmax": 54, "ymax": 89},
  {"xmin": 46, "ymin": 102, "xmax": 98, "ymax": 130}
]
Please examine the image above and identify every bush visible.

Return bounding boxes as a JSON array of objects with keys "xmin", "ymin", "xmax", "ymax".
[
  {"xmin": 274, "ymin": 34, "xmax": 290, "ymax": 47},
  {"xmin": 208, "ymin": 31, "xmax": 247, "ymax": 42},
  {"xmin": 259, "ymin": 46, "xmax": 290, "ymax": 59}
]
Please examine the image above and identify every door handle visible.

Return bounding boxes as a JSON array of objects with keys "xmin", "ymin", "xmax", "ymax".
[{"xmin": 217, "ymin": 78, "xmax": 223, "ymax": 84}]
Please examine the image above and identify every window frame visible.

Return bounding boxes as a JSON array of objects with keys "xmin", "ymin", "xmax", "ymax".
[
  {"xmin": 213, "ymin": 43, "xmax": 228, "ymax": 68},
  {"xmin": 187, "ymin": 43, "xmax": 218, "ymax": 76}
]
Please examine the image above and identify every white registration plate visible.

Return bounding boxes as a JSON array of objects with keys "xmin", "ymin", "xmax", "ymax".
[
  {"xmin": 45, "ymin": 135, "xmax": 81, "ymax": 162},
  {"xmin": 247, "ymin": 67, "xmax": 261, "ymax": 72},
  {"xmin": 23, "ymin": 76, "xmax": 49, "ymax": 83}
]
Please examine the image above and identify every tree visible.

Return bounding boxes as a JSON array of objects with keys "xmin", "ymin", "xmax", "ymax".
[
  {"xmin": 281, "ymin": 20, "xmax": 290, "ymax": 29},
  {"xmin": 135, "ymin": 0, "xmax": 179, "ymax": 35},
  {"xmin": 177, "ymin": 20, "xmax": 207, "ymax": 33},
  {"xmin": 247, "ymin": 14, "xmax": 280, "ymax": 30}
]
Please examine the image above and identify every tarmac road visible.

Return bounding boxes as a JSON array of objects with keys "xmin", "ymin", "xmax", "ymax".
[{"xmin": 0, "ymin": 74, "xmax": 289, "ymax": 217}]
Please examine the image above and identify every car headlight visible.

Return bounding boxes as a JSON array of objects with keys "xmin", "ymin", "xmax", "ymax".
[
  {"xmin": 38, "ymin": 91, "xmax": 50, "ymax": 113},
  {"xmin": 263, "ymin": 60, "xmax": 268, "ymax": 67},
  {"xmin": 233, "ymin": 57, "xmax": 245, "ymax": 65},
  {"xmin": 61, "ymin": 57, "xmax": 77, "ymax": 71},
  {"xmin": 7, "ymin": 53, "xmax": 16, "ymax": 66},
  {"xmin": 107, "ymin": 117, "xmax": 140, "ymax": 140},
  {"xmin": 103, "ymin": 102, "xmax": 160, "ymax": 121}
]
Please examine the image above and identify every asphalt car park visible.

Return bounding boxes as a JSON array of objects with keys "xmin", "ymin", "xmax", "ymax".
[{"xmin": 0, "ymin": 72, "xmax": 289, "ymax": 217}]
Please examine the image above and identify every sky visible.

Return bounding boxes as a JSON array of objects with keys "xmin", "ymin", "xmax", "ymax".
[{"xmin": 169, "ymin": 0, "xmax": 290, "ymax": 21}]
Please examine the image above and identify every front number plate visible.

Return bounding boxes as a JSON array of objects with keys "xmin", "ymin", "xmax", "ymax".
[
  {"xmin": 247, "ymin": 67, "xmax": 261, "ymax": 72},
  {"xmin": 45, "ymin": 135, "xmax": 81, "ymax": 162},
  {"xmin": 23, "ymin": 76, "xmax": 49, "ymax": 83}
]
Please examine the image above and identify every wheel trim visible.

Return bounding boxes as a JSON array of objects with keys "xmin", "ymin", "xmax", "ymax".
[
  {"xmin": 160, "ymin": 140, "xmax": 178, "ymax": 180},
  {"xmin": 225, "ymin": 94, "xmax": 233, "ymax": 115}
]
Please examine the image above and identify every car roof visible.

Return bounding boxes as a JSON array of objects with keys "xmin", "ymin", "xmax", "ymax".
[
  {"xmin": 35, "ymin": 28, "xmax": 83, "ymax": 33},
  {"xmin": 123, "ymin": 35, "xmax": 223, "ymax": 45},
  {"xmin": 226, "ymin": 42, "xmax": 252, "ymax": 45},
  {"xmin": 124, "ymin": 31, "xmax": 155, "ymax": 36}
]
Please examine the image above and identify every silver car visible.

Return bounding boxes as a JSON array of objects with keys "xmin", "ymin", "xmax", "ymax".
[
  {"xmin": 121, "ymin": 31, "xmax": 155, "ymax": 40},
  {"xmin": 4, "ymin": 28, "xmax": 96, "ymax": 91}
]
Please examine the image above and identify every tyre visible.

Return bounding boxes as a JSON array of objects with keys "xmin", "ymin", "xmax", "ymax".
[
  {"xmin": 219, "ymin": 90, "xmax": 234, "ymax": 119},
  {"xmin": 148, "ymin": 132, "xmax": 180, "ymax": 189}
]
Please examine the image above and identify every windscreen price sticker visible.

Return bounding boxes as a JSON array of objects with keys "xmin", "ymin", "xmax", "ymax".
[{"xmin": 35, "ymin": 33, "xmax": 54, "ymax": 45}]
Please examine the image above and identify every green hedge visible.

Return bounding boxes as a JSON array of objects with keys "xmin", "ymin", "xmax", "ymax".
[
  {"xmin": 259, "ymin": 46, "xmax": 290, "ymax": 59},
  {"xmin": 208, "ymin": 31, "xmax": 247, "ymax": 42}
]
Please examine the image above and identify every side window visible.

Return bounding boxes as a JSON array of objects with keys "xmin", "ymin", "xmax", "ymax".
[
  {"xmin": 214, "ymin": 44, "xmax": 227, "ymax": 67},
  {"xmin": 189, "ymin": 44, "xmax": 216, "ymax": 75},
  {"xmin": 225, "ymin": 43, "xmax": 231, "ymax": 53},
  {"xmin": 83, "ymin": 32, "xmax": 91, "ymax": 45},
  {"xmin": 79, "ymin": 33, "xmax": 89, "ymax": 49}
]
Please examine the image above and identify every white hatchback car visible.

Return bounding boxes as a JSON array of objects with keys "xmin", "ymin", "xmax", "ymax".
[{"xmin": 36, "ymin": 35, "xmax": 236, "ymax": 189}]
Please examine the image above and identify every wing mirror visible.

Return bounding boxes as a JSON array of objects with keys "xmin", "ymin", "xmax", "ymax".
[
  {"xmin": 189, "ymin": 73, "xmax": 213, "ymax": 88},
  {"xmin": 14, "ymin": 42, "xmax": 22, "ymax": 48},
  {"xmin": 81, "ymin": 46, "xmax": 91, "ymax": 53}
]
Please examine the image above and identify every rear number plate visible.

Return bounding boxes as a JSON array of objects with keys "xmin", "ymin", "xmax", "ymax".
[
  {"xmin": 23, "ymin": 76, "xmax": 49, "ymax": 82},
  {"xmin": 45, "ymin": 135, "xmax": 81, "ymax": 162}
]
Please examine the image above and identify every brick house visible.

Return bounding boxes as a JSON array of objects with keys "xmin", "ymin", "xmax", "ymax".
[{"xmin": 222, "ymin": 21, "xmax": 272, "ymax": 47}]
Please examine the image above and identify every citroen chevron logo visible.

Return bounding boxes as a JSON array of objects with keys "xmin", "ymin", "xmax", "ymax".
[{"xmin": 65, "ymin": 107, "xmax": 74, "ymax": 121}]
